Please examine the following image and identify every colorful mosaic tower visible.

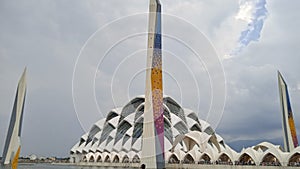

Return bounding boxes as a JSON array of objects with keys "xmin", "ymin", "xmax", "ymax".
[
  {"xmin": 141, "ymin": 0, "xmax": 164, "ymax": 168},
  {"xmin": 2, "ymin": 68, "xmax": 27, "ymax": 169},
  {"xmin": 278, "ymin": 71, "xmax": 298, "ymax": 152}
]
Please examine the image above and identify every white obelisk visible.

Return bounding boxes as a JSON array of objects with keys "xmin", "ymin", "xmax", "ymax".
[
  {"xmin": 2, "ymin": 68, "xmax": 27, "ymax": 168},
  {"xmin": 141, "ymin": 0, "xmax": 165, "ymax": 168},
  {"xmin": 278, "ymin": 71, "xmax": 298, "ymax": 152}
]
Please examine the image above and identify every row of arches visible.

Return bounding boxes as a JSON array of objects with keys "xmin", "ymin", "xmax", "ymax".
[
  {"xmin": 80, "ymin": 151, "xmax": 300, "ymax": 167},
  {"xmin": 237, "ymin": 152, "xmax": 300, "ymax": 166},
  {"xmin": 82, "ymin": 154, "xmax": 140, "ymax": 164},
  {"xmin": 167, "ymin": 152, "xmax": 300, "ymax": 166},
  {"xmin": 236, "ymin": 153, "xmax": 281, "ymax": 166},
  {"xmin": 235, "ymin": 142, "xmax": 300, "ymax": 167},
  {"xmin": 167, "ymin": 153, "xmax": 233, "ymax": 165}
]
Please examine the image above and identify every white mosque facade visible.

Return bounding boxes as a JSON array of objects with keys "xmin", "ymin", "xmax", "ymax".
[{"xmin": 70, "ymin": 96, "xmax": 300, "ymax": 167}]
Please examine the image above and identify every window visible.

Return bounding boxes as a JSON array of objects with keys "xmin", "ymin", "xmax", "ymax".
[
  {"xmin": 99, "ymin": 123, "xmax": 115, "ymax": 144},
  {"xmin": 119, "ymin": 98, "xmax": 144, "ymax": 122},
  {"xmin": 79, "ymin": 138, "xmax": 85, "ymax": 146},
  {"xmin": 204, "ymin": 127, "xmax": 214, "ymax": 135},
  {"xmin": 114, "ymin": 121, "xmax": 132, "ymax": 144},
  {"xmin": 122, "ymin": 134, "xmax": 130, "ymax": 146},
  {"xmin": 164, "ymin": 109, "xmax": 171, "ymax": 122},
  {"xmin": 92, "ymin": 138, "xmax": 98, "ymax": 145},
  {"xmin": 190, "ymin": 124, "xmax": 201, "ymax": 132},
  {"xmin": 134, "ymin": 106, "xmax": 144, "ymax": 122},
  {"xmin": 86, "ymin": 125, "xmax": 100, "ymax": 145},
  {"xmin": 106, "ymin": 111, "xmax": 118, "ymax": 122},
  {"xmin": 106, "ymin": 136, "xmax": 113, "ymax": 145},
  {"xmin": 132, "ymin": 118, "xmax": 143, "ymax": 145},
  {"xmin": 188, "ymin": 113, "xmax": 200, "ymax": 124},
  {"xmin": 165, "ymin": 118, "xmax": 173, "ymax": 144},
  {"xmin": 164, "ymin": 97, "xmax": 186, "ymax": 123},
  {"xmin": 174, "ymin": 121, "xmax": 188, "ymax": 135}
]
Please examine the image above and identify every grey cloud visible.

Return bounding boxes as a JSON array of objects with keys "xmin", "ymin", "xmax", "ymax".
[{"xmin": 0, "ymin": 0, "xmax": 299, "ymax": 157}]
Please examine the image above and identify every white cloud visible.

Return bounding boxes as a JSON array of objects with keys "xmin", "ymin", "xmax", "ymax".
[{"xmin": 229, "ymin": 0, "xmax": 268, "ymax": 57}]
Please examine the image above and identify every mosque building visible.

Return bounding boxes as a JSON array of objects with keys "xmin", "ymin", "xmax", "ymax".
[{"xmin": 70, "ymin": 0, "xmax": 300, "ymax": 167}]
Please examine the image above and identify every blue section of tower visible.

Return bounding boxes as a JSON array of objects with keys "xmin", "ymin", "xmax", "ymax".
[
  {"xmin": 285, "ymin": 86, "xmax": 293, "ymax": 117},
  {"xmin": 152, "ymin": 1, "xmax": 162, "ymax": 69},
  {"xmin": 154, "ymin": 4, "xmax": 161, "ymax": 49},
  {"xmin": 18, "ymin": 90, "xmax": 26, "ymax": 137},
  {"xmin": 281, "ymin": 86, "xmax": 290, "ymax": 152},
  {"xmin": 2, "ymin": 89, "xmax": 18, "ymax": 165}
]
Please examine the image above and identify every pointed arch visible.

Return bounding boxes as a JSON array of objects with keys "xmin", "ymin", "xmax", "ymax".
[
  {"xmin": 218, "ymin": 153, "xmax": 232, "ymax": 165},
  {"xmin": 132, "ymin": 155, "xmax": 140, "ymax": 163},
  {"xmin": 82, "ymin": 156, "xmax": 87, "ymax": 162},
  {"xmin": 199, "ymin": 153, "xmax": 211, "ymax": 164},
  {"xmin": 183, "ymin": 154, "xmax": 195, "ymax": 164},
  {"xmin": 168, "ymin": 154, "xmax": 180, "ymax": 164},
  {"xmin": 104, "ymin": 155, "xmax": 111, "ymax": 163},
  {"xmin": 288, "ymin": 153, "xmax": 300, "ymax": 166},
  {"xmin": 239, "ymin": 153, "xmax": 255, "ymax": 165},
  {"xmin": 112, "ymin": 155, "xmax": 120, "ymax": 163},
  {"xmin": 122, "ymin": 155, "xmax": 130, "ymax": 163},
  {"xmin": 89, "ymin": 155, "xmax": 95, "ymax": 162},
  {"xmin": 96, "ymin": 155, "xmax": 102, "ymax": 162},
  {"xmin": 260, "ymin": 153, "xmax": 281, "ymax": 166}
]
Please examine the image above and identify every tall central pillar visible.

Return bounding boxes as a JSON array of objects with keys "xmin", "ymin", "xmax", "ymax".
[{"xmin": 141, "ymin": 0, "xmax": 164, "ymax": 168}]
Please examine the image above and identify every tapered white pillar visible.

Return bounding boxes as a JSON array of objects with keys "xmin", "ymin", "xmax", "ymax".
[
  {"xmin": 2, "ymin": 68, "xmax": 27, "ymax": 168},
  {"xmin": 141, "ymin": 0, "xmax": 165, "ymax": 168},
  {"xmin": 278, "ymin": 71, "xmax": 298, "ymax": 152}
]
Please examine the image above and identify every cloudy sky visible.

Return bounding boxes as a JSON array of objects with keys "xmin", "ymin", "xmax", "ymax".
[{"xmin": 0, "ymin": 0, "xmax": 300, "ymax": 157}]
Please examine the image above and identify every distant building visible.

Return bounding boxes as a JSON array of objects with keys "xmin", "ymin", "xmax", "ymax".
[
  {"xmin": 39, "ymin": 157, "xmax": 46, "ymax": 161},
  {"xmin": 48, "ymin": 157, "xmax": 56, "ymax": 161},
  {"xmin": 29, "ymin": 154, "xmax": 37, "ymax": 161}
]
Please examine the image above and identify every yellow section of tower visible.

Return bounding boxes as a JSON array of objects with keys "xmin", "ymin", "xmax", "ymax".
[
  {"xmin": 11, "ymin": 146, "xmax": 21, "ymax": 169},
  {"xmin": 289, "ymin": 117, "xmax": 298, "ymax": 146}
]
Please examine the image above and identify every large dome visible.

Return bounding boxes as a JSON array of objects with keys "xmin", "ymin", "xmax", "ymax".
[{"xmin": 70, "ymin": 96, "xmax": 237, "ymax": 164}]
